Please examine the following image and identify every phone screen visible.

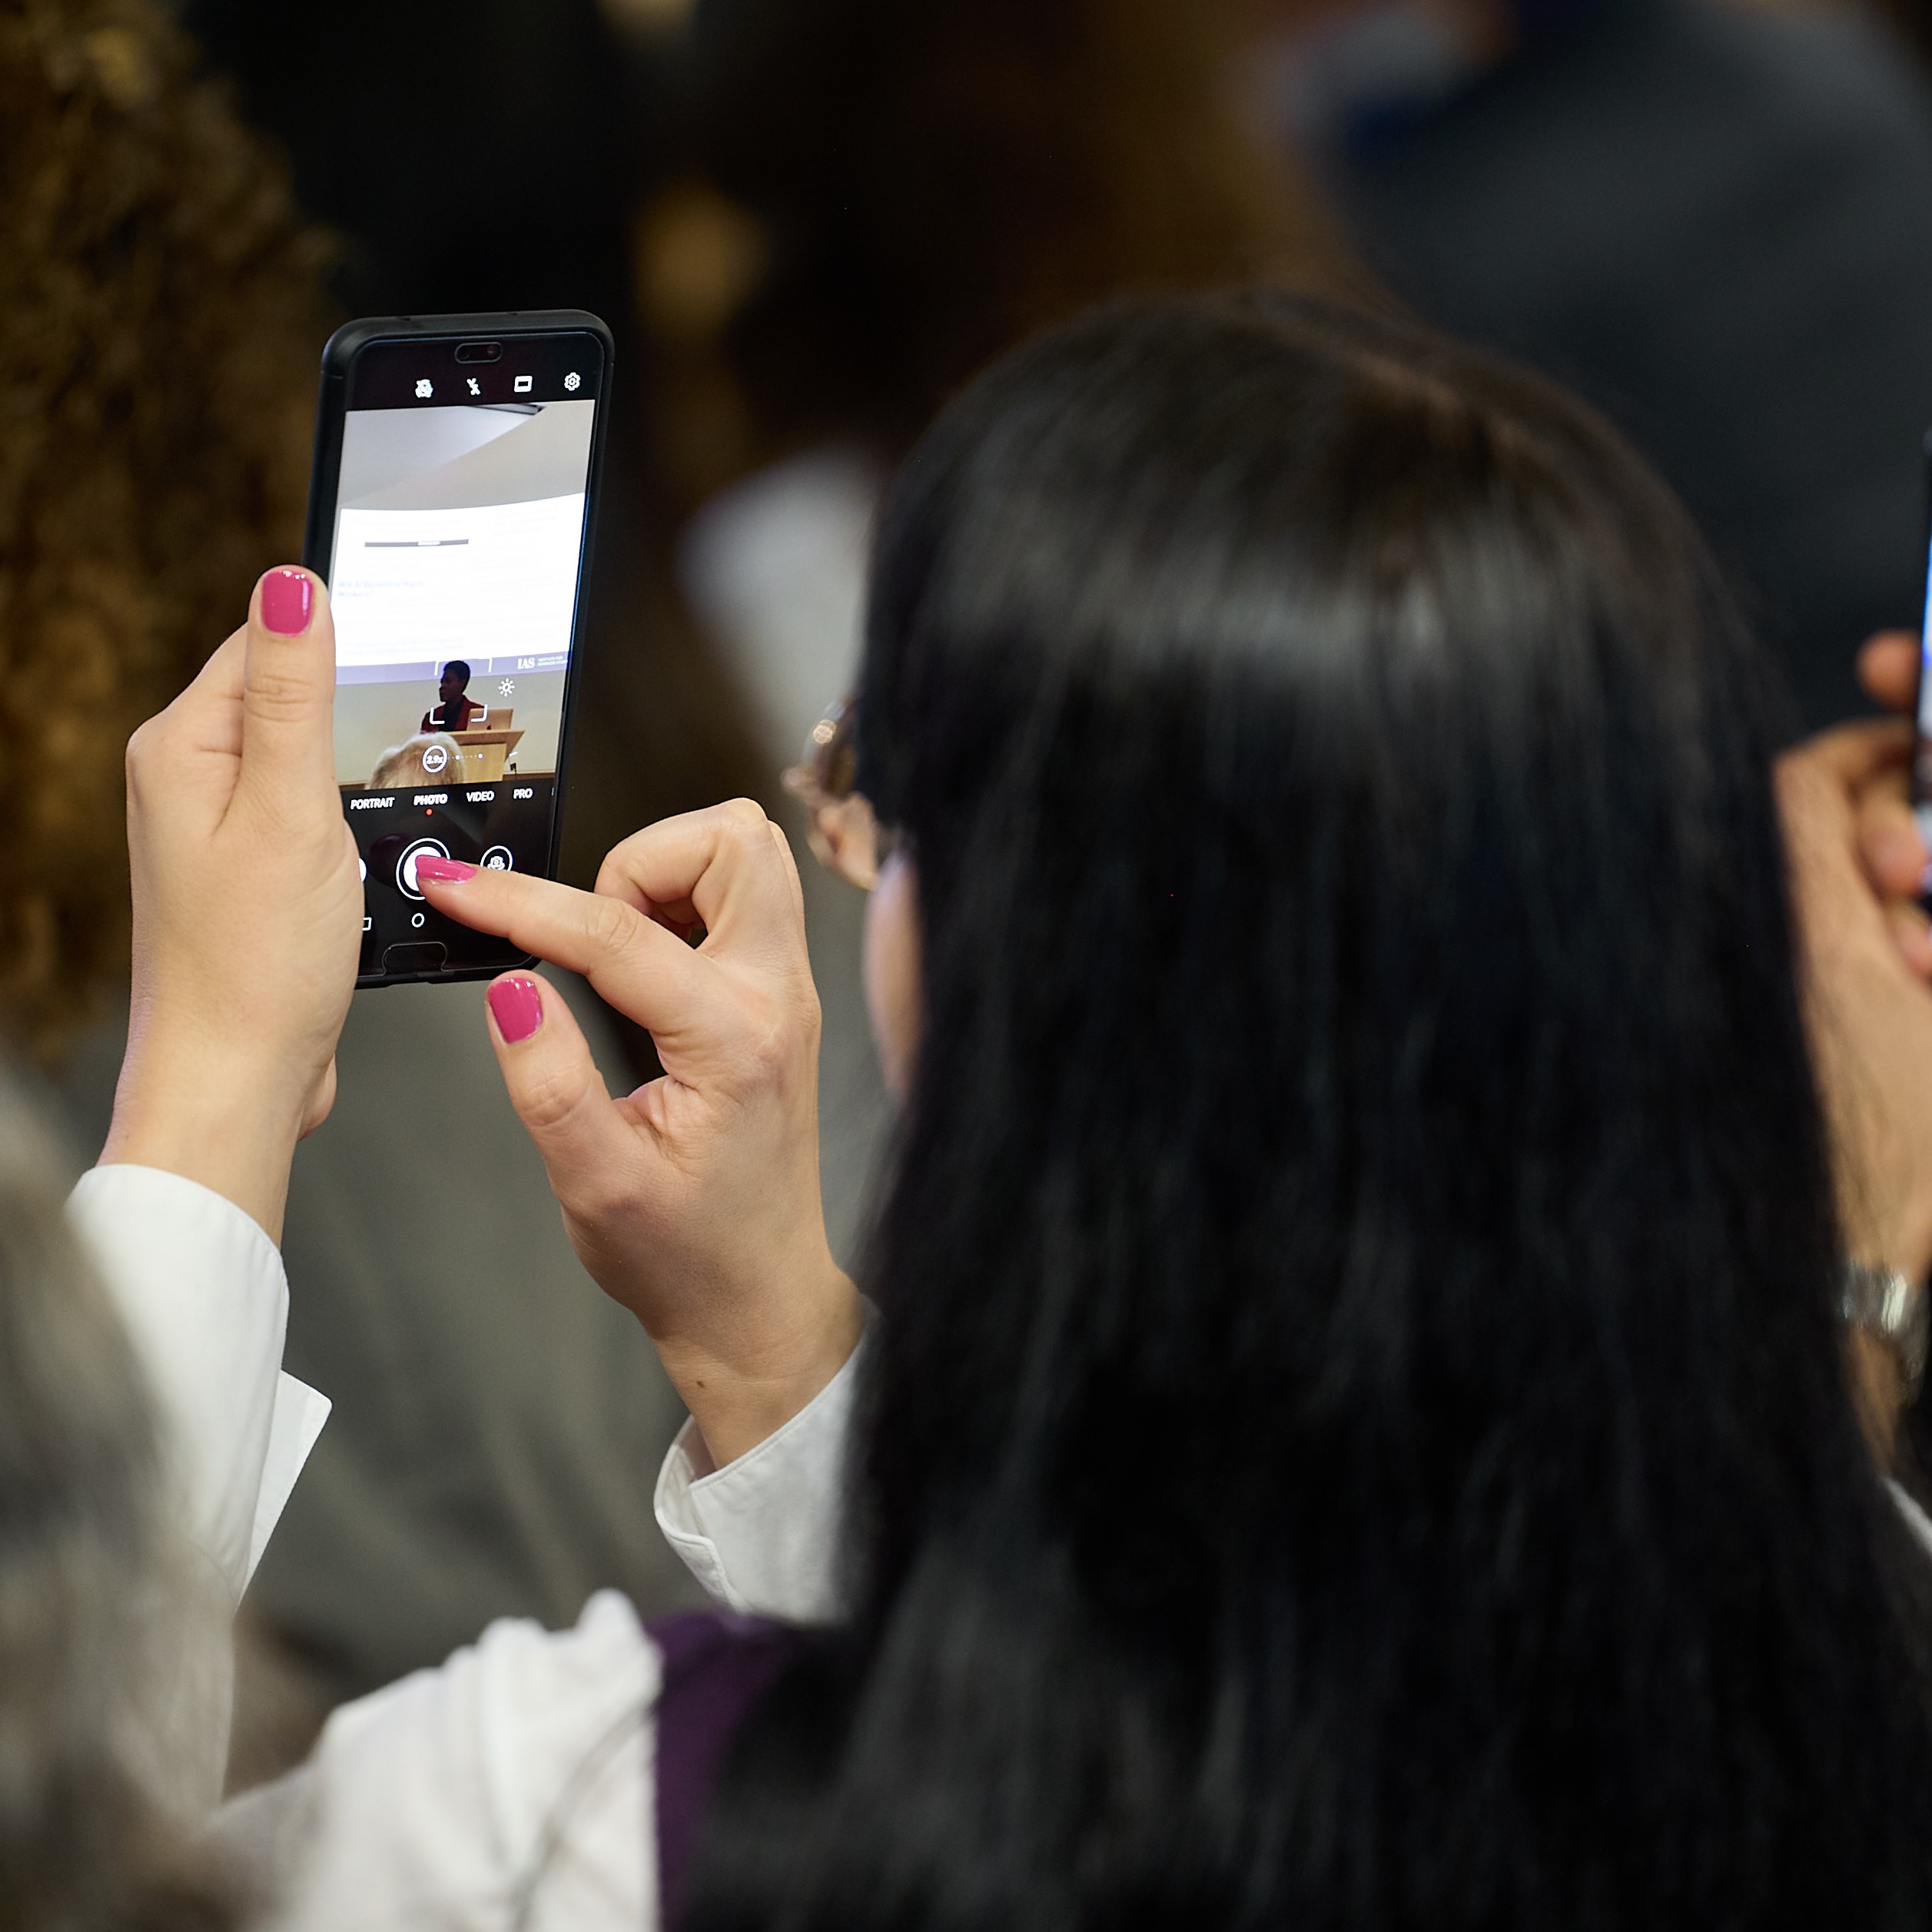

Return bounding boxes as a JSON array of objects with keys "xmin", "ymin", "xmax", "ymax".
[{"xmin": 317, "ymin": 331, "xmax": 604, "ymax": 981}]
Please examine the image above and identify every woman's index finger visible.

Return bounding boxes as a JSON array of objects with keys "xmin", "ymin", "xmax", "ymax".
[
  {"xmin": 596, "ymin": 801, "xmax": 808, "ymax": 961},
  {"xmin": 419, "ymin": 866, "xmax": 710, "ymax": 1039}
]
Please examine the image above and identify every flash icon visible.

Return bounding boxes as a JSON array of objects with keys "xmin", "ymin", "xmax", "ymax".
[{"xmin": 466, "ymin": 377, "xmax": 480, "ymax": 397}]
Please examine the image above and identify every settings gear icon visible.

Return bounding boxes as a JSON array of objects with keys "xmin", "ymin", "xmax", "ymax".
[{"xmin": 498, "ymin": 679, "xmax": 516, "ymax": 698}]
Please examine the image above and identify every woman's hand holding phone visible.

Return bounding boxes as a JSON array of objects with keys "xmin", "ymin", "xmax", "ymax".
[
  {"xmin": 101, "ymin": 569, "xmax": 362, "ymax": 1243},
  {"xmin": 416, "ymin": 803, "xmax": 863, "ymax": 1470}
]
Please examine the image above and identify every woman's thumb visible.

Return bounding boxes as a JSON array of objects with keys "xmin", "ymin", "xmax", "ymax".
[{"xmin": 237, "ymin": 567, "xmax": 339, "ymax": 815}]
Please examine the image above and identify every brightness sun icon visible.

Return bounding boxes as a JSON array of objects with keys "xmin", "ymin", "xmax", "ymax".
[{"xmin": 498, "ymin": 679, "xmax": 516, "ymax": 698}]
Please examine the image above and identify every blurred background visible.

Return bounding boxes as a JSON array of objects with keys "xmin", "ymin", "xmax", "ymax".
[{"xmin": 9, "ymin": 0, "xmax": 1932, "ymax": 1781}]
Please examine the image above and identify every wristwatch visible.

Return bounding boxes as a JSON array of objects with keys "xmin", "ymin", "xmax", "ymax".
[{"xmin": 1841, "ymin": 1262, "xmax": 1930, "ymax": 1403}]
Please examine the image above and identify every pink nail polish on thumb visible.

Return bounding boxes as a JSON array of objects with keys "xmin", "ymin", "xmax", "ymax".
[
  {"xmin": 261, "ymin": 569, "xmax": 314, "ymax": 636},
  {"xmin": 488, "ymin": 976, "xmax": 544, "ymax": 1044}
]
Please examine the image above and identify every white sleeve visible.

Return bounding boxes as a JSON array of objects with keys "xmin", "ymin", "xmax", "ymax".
[
  {"xmin": 67, "ymin": 1165, "xmax": 330, "ymax": 1601},
  {"xmin": 653, "ymin": 1335, "xmax": 865, "ymax": 1622},
  {"xmin": 242, "ymin": 1591, "xmax": 659, "ymax": 1931}
]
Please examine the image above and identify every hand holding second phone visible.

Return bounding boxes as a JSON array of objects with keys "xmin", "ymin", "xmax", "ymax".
[
  {"xmin": 1781, "ymin": 632, "xmax": 1932, "ymax": 1290},
  {"xmin": 417, "ymin": 802, "xmax": 862, "ymax": 1468},
  {"xmin": 102, "ymin": 569, "xmax": 362, "ymax": 1242}
]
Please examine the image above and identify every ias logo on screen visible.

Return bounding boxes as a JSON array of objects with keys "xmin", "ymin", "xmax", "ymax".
[{"xmin": 414, "ymin": 378, "xmax": 433, "ymax": 399}]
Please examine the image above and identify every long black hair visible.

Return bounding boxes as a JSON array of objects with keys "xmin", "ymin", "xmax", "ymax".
[{"xmin": 687, "ymin": 293, "xmax": 1932, "ymax": 1929}]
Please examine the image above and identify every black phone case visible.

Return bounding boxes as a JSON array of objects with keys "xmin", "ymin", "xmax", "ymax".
[{"xmin": 304, "ymin": 310, "xmax": 614, "ymax": 989}]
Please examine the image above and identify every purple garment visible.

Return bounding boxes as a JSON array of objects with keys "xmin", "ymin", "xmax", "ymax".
[{"xmin": 650, "ymin": 1611, "xmax": 808, "ymax": 1927}]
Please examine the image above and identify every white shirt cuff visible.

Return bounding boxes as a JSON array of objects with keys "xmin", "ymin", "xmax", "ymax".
[
  {"xmin": 653, "ymin": 1333, "xmax": 865, "ymax": 1622},
  {"xmin": 68, "ymin": 1165, "xmax": 328, "ymax": 1600}
]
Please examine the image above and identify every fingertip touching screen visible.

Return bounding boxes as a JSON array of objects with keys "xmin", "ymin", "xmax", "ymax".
[{"xmin": 323, "ymin": 332, "xmax": 603, "ymax": 980}]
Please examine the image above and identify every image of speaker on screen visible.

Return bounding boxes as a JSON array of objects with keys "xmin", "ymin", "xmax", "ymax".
[
  {"xmin": 421, "ymin": 660, "xmax": 483, "ymax": 734},
  {"xmin": 339, "ymin": 661, "xmax": 561, "ymax": 789}
]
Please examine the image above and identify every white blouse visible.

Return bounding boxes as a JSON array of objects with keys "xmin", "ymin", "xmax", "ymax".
[{"xmin": 69, "ymin": 1163, "xmax": 854, "ymax": 1930}]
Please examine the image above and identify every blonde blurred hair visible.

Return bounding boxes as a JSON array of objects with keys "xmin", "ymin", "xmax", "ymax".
[{"xmin": 370, "ymin": 734, "xmax": 466, "ymax": 792}]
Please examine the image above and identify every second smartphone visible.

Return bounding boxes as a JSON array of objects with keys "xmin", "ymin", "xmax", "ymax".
[{"xmin": 303, "ymin": 310, "xmax": 612, "ymax": 988}]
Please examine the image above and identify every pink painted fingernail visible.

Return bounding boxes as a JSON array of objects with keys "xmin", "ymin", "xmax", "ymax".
[
  {"xmin": 260, "ymin": 569, "xmax": 314, "ymax": 636},
  {"xmin": 488, "ymin": 975, "xmax": 544, "ymax": 1043},
  {"xmin": 415, "ymin": 856, "xmax": 478, "ymax": 885}
]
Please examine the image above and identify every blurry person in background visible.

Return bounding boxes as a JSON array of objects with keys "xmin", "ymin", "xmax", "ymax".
[
  {"xmin": 1256, "ymin": 0, "xmax": 1932, "ymax": 731},
  {"xmin": 2, "ymin": 0, "xmax": 702, "ymax": 1779},
  {"xmin": 633, "ymin": 0, "xmax": 1364, "ymax": 1249},
  {"xmin": 656, "ymin": 0, "xmax": 1356, "ymax": 626},
  {"xmin": 0, "ymin": 1081, "xmax": 234, "ymax": 1930}
]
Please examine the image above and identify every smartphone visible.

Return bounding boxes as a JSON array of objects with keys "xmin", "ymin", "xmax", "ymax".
[{"xmin": 303, "ymin": 310, "xmax": 612, "ymax": 988}]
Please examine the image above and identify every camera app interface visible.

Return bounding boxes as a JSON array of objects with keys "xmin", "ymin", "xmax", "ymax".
[{"xmin": 327, "ymin": 338, "xmax": 600, "ymax": 978}]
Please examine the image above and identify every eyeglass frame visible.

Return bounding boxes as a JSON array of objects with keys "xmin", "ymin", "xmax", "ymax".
[{"xmin": 782, "ymin": 695, "xmax": 901, "ymax": 891}]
